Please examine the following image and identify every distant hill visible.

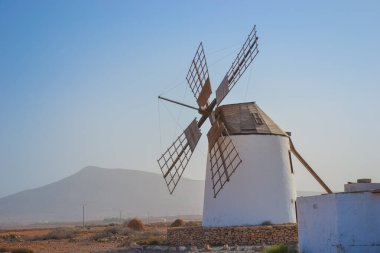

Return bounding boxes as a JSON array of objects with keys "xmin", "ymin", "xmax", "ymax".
[
  {"xmin": 0, "ymin": 166, "xmax": 204, "ymax": 225},
  {"xmin": 0, "ymin": 166, "xmax": 323, "ymax": 225}
]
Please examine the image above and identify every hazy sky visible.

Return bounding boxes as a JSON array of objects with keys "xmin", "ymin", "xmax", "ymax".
[{"xmin": 0, "ymin": 1, "xmax": 379, "ymax": 198}]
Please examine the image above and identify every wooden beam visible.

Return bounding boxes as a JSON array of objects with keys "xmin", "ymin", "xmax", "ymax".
[
  {"xmin": 217, "ymin": 139, "xmax": 229, "ymax": 182},
  {"xmin": 158, "ymin": 96, "xmax": 199, "ymax": 111},
  {"xmin": 193, "ymin": 59, "xmax": 203, "ymax": 87},
  {"xmin": 289, "ymin": 138, "xmax": 333, "ymax": 194},
  {"xmin": 163, "ymin": 143, "xmax": 188, "ymax": 179}
]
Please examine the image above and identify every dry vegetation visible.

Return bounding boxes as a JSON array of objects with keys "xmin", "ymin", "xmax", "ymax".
[
  {"xmin": 0, "ymin": 220, "xmax": 168, "ymax": 253},
  {"xmin": 126, "ymin": 218, "xmax": 145, "ymax": 231},
  {"xmin": 170, "ymin": 219, "xmax": 185, "ymax": 227}
]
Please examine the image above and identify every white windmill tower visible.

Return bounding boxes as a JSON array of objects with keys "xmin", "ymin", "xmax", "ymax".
[{"xmin": 157, "ymin": 26, "xmax": 332, "ymax": 227}]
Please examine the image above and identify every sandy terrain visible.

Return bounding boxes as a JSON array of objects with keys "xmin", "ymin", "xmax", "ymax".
[
  {"xmin": 0, "ymin": 222, "xmax": 290, "ymax": 253},
  {"xmin": 0, "ymin": 223, "xmax": 168, "ymax": 253}
]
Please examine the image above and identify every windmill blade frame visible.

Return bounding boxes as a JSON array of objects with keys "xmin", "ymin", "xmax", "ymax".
[
  {"xmin": 157, "ymin": 119, "xmax": 202, "ymax": 194},
  {"xmin": 216, "ymin": 26, "xmax": 259, "ymax": 105},
  {"xmin": 207, "ymin": 120, "xmax": 242, "ymax": 198},
  {"xmin": 158, "ymin": 26, "xmax": 259, "ymax": 198},
  {"xmin": 288, "ymin": 137, "xmax": 333, "ymax": 193},
  {"xmin": 186, "ymin": 42, "xmax": 212, "ymax": 109}
]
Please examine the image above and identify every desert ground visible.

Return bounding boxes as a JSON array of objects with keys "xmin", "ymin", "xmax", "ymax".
[
  {"xmin": 0, "ymin": 221, "xmax": 169, "ymax": 253},
  {"xmin": 0, "ymin": 220, "xmax": 297, "ymax": 253}
]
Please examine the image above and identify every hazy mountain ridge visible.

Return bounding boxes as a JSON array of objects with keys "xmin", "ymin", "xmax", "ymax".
[
  {"xmin": 0, "ymin": 166, "xmax": 205, "ymax": 225},
  {"xmin": 0, "ymin": 166, "xmax": 322, "ymax": 225}
]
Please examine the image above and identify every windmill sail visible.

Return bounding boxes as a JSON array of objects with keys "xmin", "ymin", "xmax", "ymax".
[
  {"xmin": 216, "ymin": 26, "xmax": 259, "ymax": 105},
  {"xmin": 157, "ymin": 119, "xmax": 202, "ymax": 194},
  {"xmin": 207, "ymin": 120, "xmax": 242, "ymax": 198},
  {"xmin": 158, "ymin": 26, "xmax": 260, "ymax": 198},
  {"xmin": 186, "ymin": 42, "xmax": 212, "ymax": 109}
]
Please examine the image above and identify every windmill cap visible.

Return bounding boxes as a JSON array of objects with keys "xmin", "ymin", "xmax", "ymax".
[{"xmin": 216, "ymin": 102, "xmax": 287, "ymax": 136}]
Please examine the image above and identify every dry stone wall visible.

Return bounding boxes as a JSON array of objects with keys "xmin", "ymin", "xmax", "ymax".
[{"xmin": 167, "ymin": 224, "xmax": 297, "ymax": 246}]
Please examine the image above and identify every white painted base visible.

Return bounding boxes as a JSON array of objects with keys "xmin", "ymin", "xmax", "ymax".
[
  {"xmin": 297, "ymin": 192, "xmax": 380, "ymax": 253},
  {"xmin": 202, "ymin": 134, "xmax": 297, "ymax": 227}
]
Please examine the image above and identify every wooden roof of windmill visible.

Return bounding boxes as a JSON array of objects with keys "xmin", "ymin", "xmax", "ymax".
[{"xmin": 215, "ymin": 102, "xmax": 287, "ymax": 136}]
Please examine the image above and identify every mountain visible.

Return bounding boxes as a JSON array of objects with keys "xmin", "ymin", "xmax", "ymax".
[{"xmin": 0, "ymin": 166, "xmax": 204, "ymax": 225}]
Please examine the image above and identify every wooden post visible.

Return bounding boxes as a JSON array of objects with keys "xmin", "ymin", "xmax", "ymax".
[{"xmin": 289, "ymin": 138, "xmax": 333, "ymax": 194}]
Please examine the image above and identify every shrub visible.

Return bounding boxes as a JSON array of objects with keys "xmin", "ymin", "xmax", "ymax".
[
  {"xmin": 185, "ymin": 221, "xmax": 201, "ymax": 227},
  {"xmin": 92, "ymin": 226, "xmax": 133, "ymax": 241},
  {"xmin": 135, "ymin": 236, "xmax": 165, "ymax": 245},
  {"xmin": 1, "ymin": 234, "xmax": 21, "ymax": 242},
  {"xmin": 127, "ymin": 218, "xmax": 144, "ymax": 231},
  {"xmin": 117, "ymin": 229, "xmax": 166, "ymax": 246},
  {"xmin": 135, "ymin": 231, "xmax": 166, "ymax": 245},
  {"xmin": 170, "ymin": 219, "xmax": 185, "ymax": 227},
  {"xmin": 11, "ymin": 248, "xmax": 34, "ymax": 253},
  {"xmin": 260, "ymin": 220, "xmax": 273, "ymax": 226},
  {"xmin": 264, "ymin": 244, "xmax": 298, "ymax": 253},
  {"xmin": 31, "ymin": 228, "xmax": 78, "ymax": 240}
]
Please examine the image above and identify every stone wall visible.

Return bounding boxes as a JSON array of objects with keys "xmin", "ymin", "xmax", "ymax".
[{"xmin": 167, "ymin": 224, "xmax": 297, "ymax": 246}]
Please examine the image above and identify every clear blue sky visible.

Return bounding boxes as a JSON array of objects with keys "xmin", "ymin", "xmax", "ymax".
[{"xmin": 0, "ymin": 0, "xmax": 379, "ymax": 197}]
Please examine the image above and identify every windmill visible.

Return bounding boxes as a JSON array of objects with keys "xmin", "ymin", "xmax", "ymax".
[{"xmin": 157, "ymin": 26, "xmax": 332, "ymax": 227}]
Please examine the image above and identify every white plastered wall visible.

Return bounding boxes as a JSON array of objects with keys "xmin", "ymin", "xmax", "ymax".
[
  {"xmin": 297, "ymin": 192, "xmax": 380, "ymax": 253},
  {"xmin": 202, "ymin": 134, "xmax": 297, "ymax": 227}
]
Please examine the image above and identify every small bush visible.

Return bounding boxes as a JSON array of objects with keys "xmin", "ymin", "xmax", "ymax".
[
  {"xmin": 170, "ymin": 219, "xmax": 185, "ymax": 227},
  {"xmin": 127, "ymin": 218, "xmax": 144, "ymax": 231},
  {"xmin": 92, "ymin": 226, "xmax": 133, "ymax": 241},
  {"xmin": 11, "ymin": 248, "xmax": 34, "ymax": 253},
  {"xmin": 260, "ymin": 220, "xmax": 273, "ymax": 226},
  {"xmin": 116, "ymin": 229, "xmax": 166, "ymax": 246},
  {"xmin": 32, "ymin": 228, "xmax": 78, "ymax": 241},
  {"xmin": 135, "ymin": 231, "xmax": 166, "ymax": 245},
  {"xmin": 264, "ymin": 244, "xmax": 298, "ymax": 253},
  {"xmin": 1, "ymin": 234, "xmax": 21, "ymax": 242},
  {"xmin": 135, "ymin": 236, "xmax": 165, "ymax": 245},
  {"xmin": 185, "ymin": 221, "xmax": 201, "ymax": 227}
]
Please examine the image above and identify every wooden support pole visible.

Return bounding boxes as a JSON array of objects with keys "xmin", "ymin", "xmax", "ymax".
[
  {"xmin": 289, "ymin": 138, "xmax": 333, "ymax": 194},
  {"xmin": 158, "ymin": 96, "xmax": 199, "ymax": 111}
]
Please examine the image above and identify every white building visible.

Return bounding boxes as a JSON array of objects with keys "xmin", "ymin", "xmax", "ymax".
[
  {"xmin": 297, "ymin": 179, "xmax": 380, "ymax": 253},
  {"xmin": 202, "ymin": 102, "xmax": 297, "ymax": 227}
]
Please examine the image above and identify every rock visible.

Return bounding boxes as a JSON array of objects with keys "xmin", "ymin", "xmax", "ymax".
[
  {"xmin": 223, "ymin": 244, "xmax": 229, "ymax": 250},
  {"xmin": 204, "ymin": 244, "xmax": 212, "ymax": 252},
  {"xmin": 179, "ymin": 246, "xmax": 187, "ymax": 251},
  {"xmin": 150, "ymin": 245, "xmax": 168, "ymax": 251},
  {"xmin": 191, "ymin": 245, "xmax": 198, "ymax": 252},
  {"xmin": 167, "ymin": 225, "xmax": 298, "ymax": 248},
  {"xmin": 129, "ymin": 242, "xmax": 139, "ymax": 248}
]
